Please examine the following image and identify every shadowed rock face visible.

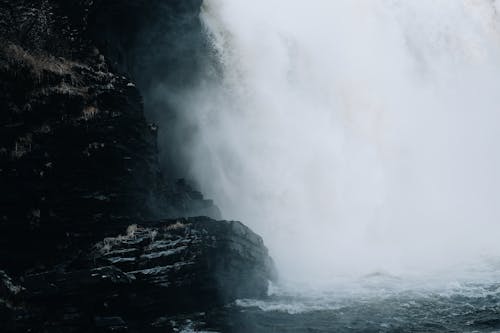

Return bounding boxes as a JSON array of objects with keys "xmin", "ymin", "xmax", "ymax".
[
  {"xmin": 2, "ymin": 218, "xmax": 275, "ymax": 332},
  {"xmin": 92, "ymin": 218, "xmax": 275, "ymax": 302},
  {"xmin": 0, "ymin": 1, "xmax": 275, "ymax": 331},
  {"xmin": 87, "ymin": 0, "xmax": 209, "ymax": 177},
  {"xmin": 0, "ymin": 0, "xmax": 221, "ymax": 272}
]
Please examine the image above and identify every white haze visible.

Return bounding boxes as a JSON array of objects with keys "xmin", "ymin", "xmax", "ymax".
[{"xmin": 177, "ymin": 0, "xmax": 500, "ymax": 285}]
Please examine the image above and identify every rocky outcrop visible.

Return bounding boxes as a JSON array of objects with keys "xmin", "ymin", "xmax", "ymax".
[
  {"xmin": 1, "ymin": 218, "xmax": 275, "ymax": 332},
  {"xmin": 0, "ymin": 1, "xmax": 275, "ymax": 332},
  {"xmin": 87, "ymin": 0, "xmax": 209, "ymax": 176},
  {"xmin": 92, "ymin": 218, "xmax": 275, "ymax": 302},
  {"xmin": 0, "ymin": 0, "xmax": 221, "ymax": 273}
]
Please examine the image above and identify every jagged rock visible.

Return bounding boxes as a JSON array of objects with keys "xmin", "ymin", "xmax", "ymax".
[
  {"xmin": 0, "ymin": 218, "xmax": 275, "ymax": 331},
  {"xmin": 92, "ymin": 217, "xmax": 275, "ymax": 302},
  {"xmin": 0, "ymin": 0, "xmax": 221, "ymax": 273},
  {"xmin": 87, "ymin": 0, "xmax": 207, "ymax": 177},
  {"xmin": 0, "ymin": 1, "xmax": 276, "ymax": 332}
]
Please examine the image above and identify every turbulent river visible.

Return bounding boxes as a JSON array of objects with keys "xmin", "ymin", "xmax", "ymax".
[
  {"xmin": 174, "ymin": 263, "xmax": 500, "ymax": 332},
  {"xmin": 172, "ymin": 0, "xmax": 500, "ymax": 331}
]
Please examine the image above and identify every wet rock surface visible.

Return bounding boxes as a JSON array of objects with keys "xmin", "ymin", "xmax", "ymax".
[
  {"xmin": 92, "ymin": 218, "xmax": 275, "ymax": 302},
  {"xmin": 1, "ymin": 218, "xmax": 275, "ymax": 332},
  {"xmin": 0, "ymin": 1, "xmax": 275, "ymax": 331},
  {"xmin": 0, "ymin": 0, "xmax": 220, "ymax": 272}
]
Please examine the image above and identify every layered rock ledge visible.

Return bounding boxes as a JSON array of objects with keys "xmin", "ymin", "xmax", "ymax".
[
  {"xmin": 0, "ymin": 1, "xmax": 276, "ymax": 332},
  {"xmin": 2, "ymin": 218, "xmax": 275, "ymax": 332}
]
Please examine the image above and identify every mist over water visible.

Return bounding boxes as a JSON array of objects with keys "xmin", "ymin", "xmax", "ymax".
[{"xmin": 179, "ymin": 0, "xmax": 500, "ymax": 285}]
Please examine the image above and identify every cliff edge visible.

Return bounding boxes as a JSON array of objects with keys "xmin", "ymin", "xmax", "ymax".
[{"xmin": 0, "ymin": 1, "xmax": 275, "ymax": 331}]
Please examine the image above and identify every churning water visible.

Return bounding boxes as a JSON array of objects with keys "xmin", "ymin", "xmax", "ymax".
[
  {"xmin": 172, "ymin": 265, "xmax": 500, "ymax": 332},
  {"xmin": 173, "ymin": 266, "xmax": 500, "ymax": 332},
  {"xmin": 174, "ymin": 0, "xmax": 500, "ymax": 330}
]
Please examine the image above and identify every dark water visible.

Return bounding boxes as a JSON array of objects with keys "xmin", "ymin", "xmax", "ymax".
[
  {"xmin": 227, "ymin": 292, "xmax": 500, "ymax": 332},
  {"xmin": 170, "ymin": 270, "xmax": 500, "ymax": 333}
]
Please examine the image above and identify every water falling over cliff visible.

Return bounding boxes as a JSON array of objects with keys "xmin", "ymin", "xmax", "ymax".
[{"xmin": 179, "ymin": 0, "xmax": 500, "ymax": 284}]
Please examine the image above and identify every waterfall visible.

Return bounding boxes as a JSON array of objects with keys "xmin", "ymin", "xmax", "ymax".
[{"xmin": 180, "ymin": 0, "xmax": 500, "ymax": 283}]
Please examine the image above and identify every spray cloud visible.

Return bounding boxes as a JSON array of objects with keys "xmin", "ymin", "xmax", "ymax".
[{"xmin": 171, "ymin": 0, "xmax": 500, "ymax": 284}]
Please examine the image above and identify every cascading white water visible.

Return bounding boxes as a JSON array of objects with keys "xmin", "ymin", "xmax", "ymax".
[{"xmin": 181, "ymin": 0, "xmax": 500, "ymax": 284}]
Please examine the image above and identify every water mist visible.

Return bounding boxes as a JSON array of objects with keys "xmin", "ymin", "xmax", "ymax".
[{"xmin": 174, "ymin": 0, "xmax": 500, "ymax": 286}]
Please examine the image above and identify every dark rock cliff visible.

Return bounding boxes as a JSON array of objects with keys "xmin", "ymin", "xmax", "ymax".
[
  {"xmin": 2, "ymin": 218, "xmax": 274, "ymax": 332},
  {"xmin": 0, "ymin": 1, "xmax": 275, "ymax": 331},
  {"xmin": 88, "ymin": 0, "xmax": 208, "ymax": 177}
]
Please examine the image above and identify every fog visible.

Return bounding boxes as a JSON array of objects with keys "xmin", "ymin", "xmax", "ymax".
[{"xmin": 170, "ymin": 0, "xmax": 500, "ymax": 284}]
